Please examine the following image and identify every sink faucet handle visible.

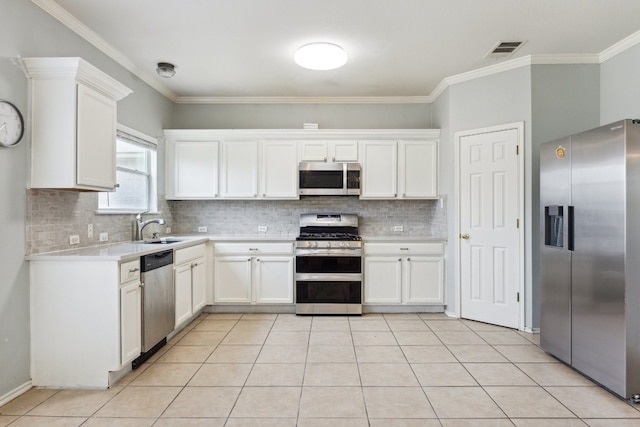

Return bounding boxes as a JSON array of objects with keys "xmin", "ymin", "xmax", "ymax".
[{"xmin": 135, "ymin": 211, "xmax": 149, "ymax": 221}]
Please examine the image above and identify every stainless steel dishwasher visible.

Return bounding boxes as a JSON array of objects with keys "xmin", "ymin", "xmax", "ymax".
[{"xmin": 133, "ymin": 249, "xmax": 174, "ymax": 368}]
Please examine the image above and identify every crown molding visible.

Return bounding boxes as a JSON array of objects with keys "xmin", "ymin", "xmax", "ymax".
[
  {"xmin": 32, "ymin": 0, "xmax": 640, "ymax": 106},
  {"xmin": 31, "ymin": 0, "xmax": 178, "ymax": 102},
  {"xmin": 174, "ymin": 95, "xmax": 432, "ymax": 105},
  {"xmin": 600, "ymin": 29, "xmax": 640, "ymax": 62}
]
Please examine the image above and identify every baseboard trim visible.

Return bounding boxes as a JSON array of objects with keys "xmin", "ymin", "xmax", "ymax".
[
  {"xmin": 0, "ymin": 381, "xmax": 32, "ymax": 407},
  {"xmin": 523, "ymin": 327, "xmax": 540, "ymax": 334}
]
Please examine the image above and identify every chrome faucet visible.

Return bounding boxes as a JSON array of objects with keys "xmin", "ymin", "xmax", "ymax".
[{"xmin": 134, "ymin": 212, "xmax": 166, "ymax": 241}]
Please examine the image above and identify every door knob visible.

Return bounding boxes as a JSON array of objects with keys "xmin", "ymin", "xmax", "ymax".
[{"xmin": 460, "ymin": 233, "xmax": 470, "ymax": 240}]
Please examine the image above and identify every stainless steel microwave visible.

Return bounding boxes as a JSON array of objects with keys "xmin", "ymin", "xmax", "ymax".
[{"xmin": 299, "ymin": 162, "xmax": 361, "ymax": 196}]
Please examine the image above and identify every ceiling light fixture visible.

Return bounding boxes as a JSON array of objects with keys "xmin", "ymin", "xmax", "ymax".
[
  {"xmin": 156, "ymin": 62, "xmax": 176, "ymax": 78},
  {"xmin": 294, "ymin": 42, "xmax": 348, "ymax": 70}
]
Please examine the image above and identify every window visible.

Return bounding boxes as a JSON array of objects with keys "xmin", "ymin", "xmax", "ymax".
[{"xmin": 98, "ymin": 125, "xmax": 158, "ymax": 213}]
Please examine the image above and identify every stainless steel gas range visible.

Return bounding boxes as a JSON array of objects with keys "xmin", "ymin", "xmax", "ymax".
[{"xmin": 295, "ymin": 213, "xmax": 362, "ymax": 315}]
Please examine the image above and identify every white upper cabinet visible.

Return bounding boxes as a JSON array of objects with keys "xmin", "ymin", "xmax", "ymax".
[
  {"xmin": 221, "ymin": 140, "xmax": 259, "ymax": 198},
  {"xmin": 360, "ymin": 139, "xmax": 438, "ymax": 200},
  {"xmin": 166, "ymin": 140, "xmax": 219, "ymax": 199},
  {"xmin": 163, "ymin": 129, "xmax": 439, "ymax": 200},
  {"xmin": 261, "ymin": 140, "xmax": 298, "ymax": 198},
  {"xmin": 398, "ymin": 140, "xmax": 438, "ymax": 199},
  {"xmin": 22, "ymin": 57, "xmax": 132, "ymax": 191},
  {"xmin": 300, "ymin": 140, "xmax": 358, "ymax": 162},
  {"xmin": 359, "ymin": 140, "xmax": 398, "ymax": 198}
]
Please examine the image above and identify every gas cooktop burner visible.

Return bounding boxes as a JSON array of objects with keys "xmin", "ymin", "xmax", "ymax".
[{"xmin": 297, "ymin": 232, "xmax": 362, "ymax": 241}]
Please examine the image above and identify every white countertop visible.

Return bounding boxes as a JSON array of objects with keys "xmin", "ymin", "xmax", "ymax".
[{"xmin": 27, "ymin": 233, "xmax": 447, "ymax": 261}]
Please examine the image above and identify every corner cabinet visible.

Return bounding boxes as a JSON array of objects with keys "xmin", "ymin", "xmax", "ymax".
[
  {"xmin": 360, "ymin": 139, "xmax": 438, "ymax": 199},
  {"xmin": 364, "ymin": 242, "xmax": 445, "ymax": 305},
  {"xmin": 22, "ymin": 57, "xmax": 132, "ymax": 191}
]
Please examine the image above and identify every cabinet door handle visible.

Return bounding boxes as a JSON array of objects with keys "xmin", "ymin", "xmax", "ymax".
[
  {"xmin": 400, "ymin": 248, "xmax": 409, "ymax": 251},
  {"xmin": 323, "ymin": 157, "xmax": 327, "ymax": 162},
  {"xmin": 398, "ymin": 258, "xmax": 402, "ymax": 261},
  {"xmin": 247, "ymin": 258, "xmax": 251, "ymax": 262},
  {"xmin": 129, "ymin": 267, "xmax": 139, "ymax": 273},
  {"xmin": 407, "ymin": 258, "xmax": 411, "ymax": 261},
  {"xmin": 256, "ymin": 258, "xmax": 260, "ymax": 262}
]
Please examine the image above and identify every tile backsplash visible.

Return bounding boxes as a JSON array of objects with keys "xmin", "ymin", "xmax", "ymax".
[
  {"xmin": 169, "ymin": 196, "xmax": 447, "ymax": 238},
  {"xmin": 26, "ymin": 190, "xmax": 447, "ymax": 254}
]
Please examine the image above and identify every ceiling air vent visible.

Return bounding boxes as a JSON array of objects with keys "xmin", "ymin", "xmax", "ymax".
[{"xmin": 485, "ymin": 41, "xmax": 526, "ymax": 59}]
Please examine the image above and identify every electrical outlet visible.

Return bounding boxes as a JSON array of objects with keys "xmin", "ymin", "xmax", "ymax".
[
  {"xmin": 165, "ymin": 226, "xmax": 172, "ymax": 234},
  {"xmin": 87, "ymin": 224, "xmax": 93, "ymax": 238},
  {"xmin": 69, "ymin": 235, "xmax": 80, "ymax": 245},
  {"xmin": 394, "ymin": 225, "xmax": 404, "ymax": 232},
  {"xmin": 99, "ymin": 232, "xmax": 108, "ymax": 242},
  {"xmin": 198, "ymin": 226, "xmax": 208, "ymax": 233},
  {"xmin": 258, "ymin": 225, "xmax": 267, "ymax": 232}
]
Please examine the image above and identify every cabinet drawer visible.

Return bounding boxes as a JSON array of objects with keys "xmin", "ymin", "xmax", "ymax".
[
  {"xmin": 175, "ymin": 243, "xmax": 206, "ymax": 265},
  {"xmin": 214, "ymin": 242, "xmax": 293, "ymax": 255},
  {"xmin": 364, "ymin": 242, "xmax": 444, "ymax": 256},
  {"xmin": 120, "ymin": 259, "xmax": 140, "ymax": 284}
]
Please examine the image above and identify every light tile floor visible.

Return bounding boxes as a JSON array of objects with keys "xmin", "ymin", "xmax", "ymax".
[{"xmin": 2, "ymin": 312, "xmax": 640, "ymax": 426}]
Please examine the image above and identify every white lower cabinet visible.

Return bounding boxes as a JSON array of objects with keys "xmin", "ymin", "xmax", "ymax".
[
  {"xmin": 214, "ymin": 242, "xmax": 294, "ymax": 304},
  {"xmin": 364, "ymin": 242, "xmax": 445, "ymax": 305},
  {"xmin": 30, "ymin": 258, "xmax": 142, "ymax": 388},
  {"xmin": 174, "ymin": 244, "xmax": 207, "ymax": 328},
  {"xmin": 120, "ymin": 259, "xmax": 142, "ymax": 365}
]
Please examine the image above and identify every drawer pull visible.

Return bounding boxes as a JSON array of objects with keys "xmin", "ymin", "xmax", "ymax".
[
  {"xmin": 129, "ymin": 267, "xmax": 139, "ymax": 273},
  {"xmin": 249, "ymin": 248, "xmax": 259, "ymax": 251},
  {"xmin": 400, "ymin": 248, "xmax": 409, "ymax": 251}
]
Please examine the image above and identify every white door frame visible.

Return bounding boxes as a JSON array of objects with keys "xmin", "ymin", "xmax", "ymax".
[{"xmin": 454, "ymin": 122, "xmax": 525, "ymax": 330}]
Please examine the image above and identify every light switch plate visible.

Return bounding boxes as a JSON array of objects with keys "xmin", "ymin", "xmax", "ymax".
[
  {"xmin": 258, "ymin": 226, "xmax": 267, "ymax": 232},
  {"xmin": 394, "ymin": 225, "xmax": 404, "ymax": 232},
  {"xmin": 198, "ymin": 226, "xmax": 208, "ymax": 232},
  {"xmin": 69, "ymin": 235, "xmax": 80, "ymax": 245},
  {"xmin": 99, "ymin": 232, "xmax": 108, "ymax": 242}
]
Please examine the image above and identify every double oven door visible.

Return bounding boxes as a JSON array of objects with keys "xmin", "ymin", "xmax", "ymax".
[{"xmin": 295, "ymin": 246, "xmax": 362, "ymax": 314}]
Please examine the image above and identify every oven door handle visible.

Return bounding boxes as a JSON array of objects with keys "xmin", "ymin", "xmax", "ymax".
[
  {"xmin": 295, "ymin": 273, "xmax": 362, "ymax": 282},
  {"xmin": 295, "ymin": 249, "xmax": 362, "ymax": 257}
]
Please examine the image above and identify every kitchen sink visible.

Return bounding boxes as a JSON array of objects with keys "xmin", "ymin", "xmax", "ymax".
[{"xmin": 142, "ymin": 237, "xmax": 184, "ymax": 244}]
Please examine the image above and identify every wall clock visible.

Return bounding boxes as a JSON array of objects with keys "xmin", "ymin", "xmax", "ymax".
[{"xmin": 0, "ymin": 100, "xmax": 25, "ymax": 147}]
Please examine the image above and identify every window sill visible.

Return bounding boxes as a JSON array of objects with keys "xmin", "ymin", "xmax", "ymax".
[{"xmin": 95, "ymin": 210, "xmax": 162, "ymax": 215}]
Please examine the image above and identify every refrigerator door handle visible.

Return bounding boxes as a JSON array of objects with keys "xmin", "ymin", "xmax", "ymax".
[{"xmin": 568, "ymin": 206, "xmax": 574, "ymax": 251}]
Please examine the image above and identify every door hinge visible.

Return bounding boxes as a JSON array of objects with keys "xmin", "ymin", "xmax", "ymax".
[
  {"xmin": 516, "ymin": 145, "xmax": 519, "ymax": 155},
  {"xmin": 517, "ymin": 292, "xmax": 520, "ymax": 302}
]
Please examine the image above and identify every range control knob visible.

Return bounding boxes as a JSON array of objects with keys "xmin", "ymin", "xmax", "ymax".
[
  {"xmin": 325, "ymin": 241, "xmax": 332, "ymax": 248},
  {"xmin": 340, "ymin": 241, "xmax": 347, "ymax": 247},
  {"xmin": 309, "ymin": 241, "xmax": 317, "ymax": 248}
]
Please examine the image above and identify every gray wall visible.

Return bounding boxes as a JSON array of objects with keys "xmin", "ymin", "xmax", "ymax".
[
  {"xmin": 174, "ymin": 103, "xmax": 431, "ymax": 129},
  {"xmin": 530, "ymin": 64, "xmax": 600, "ymax": 328},
  {"xmin": 0, "ymin": 0, "xmax": 174, "ymax": 399},
  {"xmin": 433, "ymin": 67, "xmax": 533, "ymax": 326},
  {"xmin": 601, "ymin": 43, "xmax": 640, "ymax": 124}
]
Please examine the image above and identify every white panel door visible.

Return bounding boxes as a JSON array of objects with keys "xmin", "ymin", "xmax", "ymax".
[
  {"xmin": 174, "ymin": 263, "xmax": 193, "ymax": 327},
  {"xmin": 329, "ymin": 140, "xmax": 358, "ymax": 162},
  {"xmin": 459, "ymin": 128, "xmax": 521, "ymax": 328},
  {"xmin": 120, "ymin": 280, "xmax": 141, "ymax": 364}
]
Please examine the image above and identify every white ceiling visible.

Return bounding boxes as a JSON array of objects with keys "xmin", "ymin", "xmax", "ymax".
[{"xmin": 39, "ymin": 0, "xmax": 640, "ymax": 103}]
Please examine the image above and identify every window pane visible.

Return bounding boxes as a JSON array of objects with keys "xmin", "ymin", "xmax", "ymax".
[
  {"xmin": 116, "ymin": 139, "xmax": 148, "ymax": 172},
  {"xmin": 99, "ymin": 169, "xmax": 149, "ymax": 210}
]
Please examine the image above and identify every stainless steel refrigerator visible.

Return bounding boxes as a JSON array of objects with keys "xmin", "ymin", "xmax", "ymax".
[{"xmin": 540, "ymin": 119, "xmax": 640, "ymax": 400}]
